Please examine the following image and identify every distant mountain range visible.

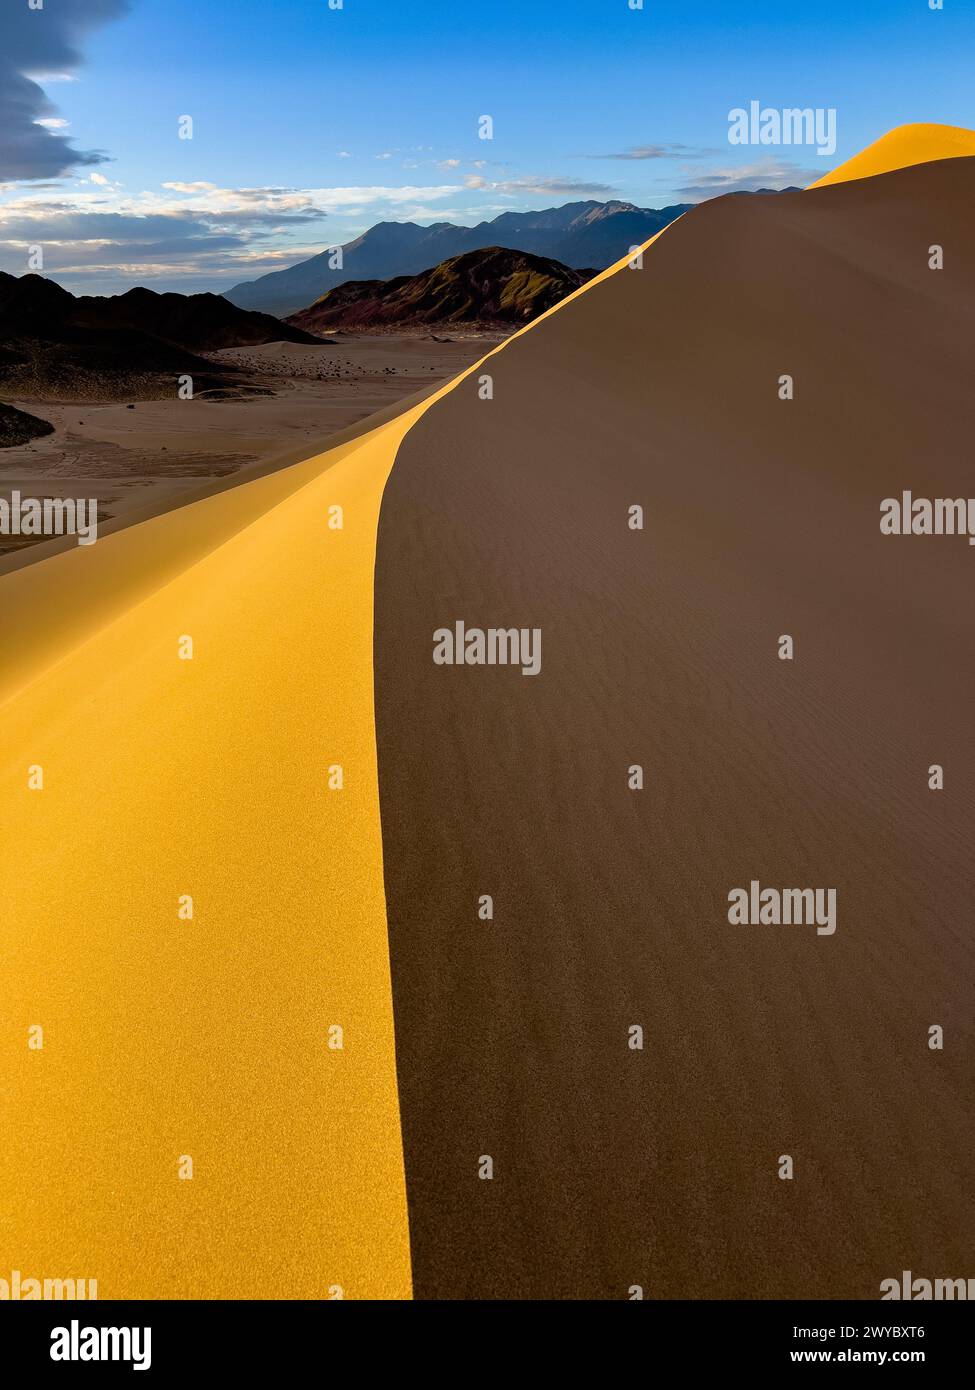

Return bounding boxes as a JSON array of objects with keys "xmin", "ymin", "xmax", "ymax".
[
  {"xmin": 287, "ymin": 248, "xmax": 593, "ymax": 333},
  {"xmin": 226, "ymin": 200, "xmax": 692, "ymax": 317},
  {"xmin": 0, "ymin": 272, "xmax": 320, "ymax": 403}
]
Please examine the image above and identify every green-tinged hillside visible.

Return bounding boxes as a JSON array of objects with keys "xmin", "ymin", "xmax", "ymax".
[{"xmin": 286, "ymin": 248, "xmax": 594, "ymax": 331}]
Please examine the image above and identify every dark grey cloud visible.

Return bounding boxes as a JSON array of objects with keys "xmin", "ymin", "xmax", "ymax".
[
  {"xmin": 0, "ymin": 227, "xmax": 309, "ymax": 296},
  {"xmin": 0, "ymin": 201, "xmax": 331, "ymax": 292},
  {"xmin": 0, "ymin": 209, "xmax": 214, "ymax": 241},
  {"xmin": 0, "ymin": 204, "xmax": 329, "ymax": 244},
  {"xmin": 0, "ymin": 232, "xmax": 245, "ymax": 266},
  {"xmin": 0, "ymin": 0, "xmax": 130, "ymax": 180},
  {"xmin": 198, "ymin": 209, "xmax": 328, "ymax": 228}
]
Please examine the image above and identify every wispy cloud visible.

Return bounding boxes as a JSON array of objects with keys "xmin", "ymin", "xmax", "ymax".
[
  {"xmin": 591, "ymin": 143, "xmax": 681, "ymax": 161},
  {"xmin": 464, "ymin": 174, "xmax": 615, "ymax": 196},
  {"xmin": 673, "ymin": 157, "xmax": 817, "ymax": 197},
  {"xmin": 588, "ymin": 142, "xmax": 719, "ymax": 161}
]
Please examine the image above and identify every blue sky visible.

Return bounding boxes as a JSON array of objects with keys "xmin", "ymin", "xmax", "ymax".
[{"xmin": 1, "ymin": 0, "xmax": 972, "ymax": 294}]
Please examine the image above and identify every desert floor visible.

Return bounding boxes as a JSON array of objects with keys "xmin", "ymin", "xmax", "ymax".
[{"xmin": 0, "ymin": 332, "xmax": 502, "ymax": 556}]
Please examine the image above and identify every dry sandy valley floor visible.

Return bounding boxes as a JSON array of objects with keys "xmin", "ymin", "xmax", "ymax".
[{"xmin": 0, "ymin": 332, "xmax": 502, "ymax": 556}]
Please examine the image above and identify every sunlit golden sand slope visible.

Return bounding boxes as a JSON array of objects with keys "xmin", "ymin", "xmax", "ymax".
[
  {"xmin": 810, "ymin": 121, "xmax": 975, "ymax": 187},
  {"xmin": 1, "ymin": 425, "xmax": 418, "ymax": 1298}
]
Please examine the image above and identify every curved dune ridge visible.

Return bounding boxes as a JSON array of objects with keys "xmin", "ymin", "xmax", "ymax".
[
  {"xmin": 0, "ymin": 125, "xmax": 972, "ymax": 1298},
  {"xmin": 810, "ymin": 121, "xmax": 975, "ymax": 188}
]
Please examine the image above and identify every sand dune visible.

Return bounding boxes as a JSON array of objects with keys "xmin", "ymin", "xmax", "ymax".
[
  {"xmin": 2, "ymin": 131, "xmax": 973, "ymax": 1299},
  {"xmin": 0, "ymin": 419, "xmax": 418, "ymax": 1297},
  {"xmin": 373, "ymin": 155, "xmax": 975, "ymax": 1297},
  {"xmin": 810, "ymin": 121, "xmax": 975, "ymax": 187}
]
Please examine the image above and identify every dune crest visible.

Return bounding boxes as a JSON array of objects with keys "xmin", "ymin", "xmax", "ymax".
[{"xmin": 811, "ymin": 121, "xmax": 975, "ymax": 187}]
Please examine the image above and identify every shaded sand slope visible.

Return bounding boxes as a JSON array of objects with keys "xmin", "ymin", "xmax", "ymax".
[
  {"xmin": 373, "ymin": 156, "xmax": 975, "ymax": 1298},
  {"xmin": 0, "ymin": 422, "xmax": 416, "ymax": 1297}
]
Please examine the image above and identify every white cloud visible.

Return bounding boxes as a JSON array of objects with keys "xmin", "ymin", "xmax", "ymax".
[
  {"xmin": 162, "ymin": 181, "xmax": 218, "ymax": 193},
  {"xmin": 673, "ymin": 157, "xmax": 817, "ymax": 197}
]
